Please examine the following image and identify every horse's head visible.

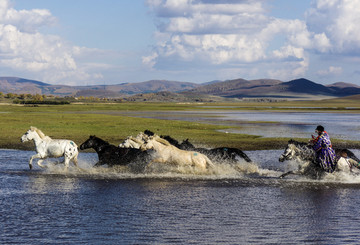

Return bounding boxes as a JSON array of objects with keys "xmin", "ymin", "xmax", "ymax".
[
  {"xmin": 180, "ymin": 139, "xmax": 195, "ymax": 150},
  {"xmin": 279, "ymin": 139, "xmax": 314, "ymax": 162},
  {"xmin": 279, "ymin": 139, "xmax": 300, "ymax": 162},
  {"xmin": 143, "ymin": 130, "xmax": 155, "ymax": 136},
  {"xmin": 140, "ymin": 136, "xmax": 155, "ymax": 151},
  {"xmin": 119, "ymin": 136, "xmax": 133, "ymax": 148},
  {"xmin": 80, "ymin": 135, "xmax": 101, "ymax": 150},
  {"xmin": 21, "ymin": 127, "xmax": 38, "ymax": 142}
]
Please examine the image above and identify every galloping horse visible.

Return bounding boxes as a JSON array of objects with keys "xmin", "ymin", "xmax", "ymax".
[
  {"xmin": 80, "ymin": 135, "xmax": 151, "ymax": 167},
  {"xmin": 140, "ymin": 135, "xmax": 215, "ymax": 172},
  {"xmin": 279, "ymin": 139, "xmax": 359, "ymax": 178},
  {"xmin": 21, "ymin": 126, "xmax": 79, "ymax": 170},
  {"xmin": 144, "ymin": 130, "xmax": 252, "ymax": 163},
  {"xmin": 118, "ymin": 134, "xmax": 145, "ymax": 148},
  {"xmin": 179, "ymin": 138, "xmax": 252, "ymax": 163}
]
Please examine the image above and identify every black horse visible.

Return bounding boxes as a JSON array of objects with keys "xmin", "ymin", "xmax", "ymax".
[
  {"xmin": 179, "ymin": 138, "xmax": 252, "ymax": 163},
  {"xmin": 144, "ymin": 130, "xmax": 252, "ymax": 163},
  {"xmin": 79, "ymin": 135, "xmax": 152, "ymax": 167},
  {"xmin": 279, "ymin": 139, "xmax": 360, "ymax": 179}
]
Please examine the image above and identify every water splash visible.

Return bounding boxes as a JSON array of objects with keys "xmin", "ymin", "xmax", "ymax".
[
  {"xmin": 19, "ymin": 150, "xmax": 360, "ymax": 184},
  {"xmin": 37, "ymin": 157, "xmax": 268, "ymax": 181}
]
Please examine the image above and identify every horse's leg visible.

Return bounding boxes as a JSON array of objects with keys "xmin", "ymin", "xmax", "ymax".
[
  {"xmin": 29, "ymin": 153, "xmax": 42, "ymax": 169},
  {"xmin": 146, "ymin": 160, "xmax": 155, "ymax": 169},
  {"xmin": 64, "ymin": 157, "xmax": 70, "ymax": 172},
  {"xmin": 71, "ymin": 154, "xmax": 86, "ymax": 172},
  {"xmin": 145, "ymin": 158, "xmax": 162, "ymax": 171},
  {"xmin": 191, "ymin": 157, "xmax": 207, "ymax": 171},
  {"xmin": 37, "ymin": 159, "xmax": 47, "ymax": 168},
  {"xmin": 279, "ymin": 171, "xmax": 296, "ymax": 178},
  {"xmin": 72, "ymin": 156, "xmax": 78, "ymax": 167}
]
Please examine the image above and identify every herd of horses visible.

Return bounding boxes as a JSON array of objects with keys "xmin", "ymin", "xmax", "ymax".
[{"xmin": 21, "ymin": 126, "xmax": 360, "ymax": 179}]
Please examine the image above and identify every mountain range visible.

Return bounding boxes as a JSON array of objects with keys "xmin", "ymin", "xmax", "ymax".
[{"xmin": 1, "ymin": 76, "xmax": 360, "ymax": 100}]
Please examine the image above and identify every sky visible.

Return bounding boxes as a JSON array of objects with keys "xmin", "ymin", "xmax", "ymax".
[{"xmin": 0, "ymin": 0, "xmax": 360, "ymax": 86}]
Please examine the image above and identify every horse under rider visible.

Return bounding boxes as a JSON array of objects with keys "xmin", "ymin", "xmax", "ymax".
[
  {"xmin": 309, "ymin": 125, "xmax": 336, "ymax": 173},
  {"xmin": 337, "ymin": 150, "xmax": 360, "ymax": 172}
]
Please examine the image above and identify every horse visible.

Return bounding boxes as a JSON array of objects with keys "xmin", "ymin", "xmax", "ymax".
[
  {"xmin": 80, "ymin": 135, "xmax": 151, "ymax": 167},
  {"xmin": 118, "ymin": 133, "xmax": 146, "ymax": 148},
  {"xmin": 120, "ymin": 130, "xmax": 252, "ymax": 164},
  {"xmin": 279, "ymin": 139, "xmax": 360, "ymax": 178},
  {"xmin": 140, "ymin": 135, "xmax": 215, "ymax": 172},
  {"xmin": 179, "ymin": 138, "xmax": 252, "ymax": 163},
  {"xmin": 21, "ymin": 126, "xmax": 79, "ymax": 170},
  {"xmin": 144, "ymin": 130, "xmax": 252, "ymax": 163}
]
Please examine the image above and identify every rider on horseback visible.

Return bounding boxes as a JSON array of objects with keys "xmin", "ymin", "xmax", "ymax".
[{"xmin": 309, "ymin": 125, "xmax": 336, "ymax": 173}]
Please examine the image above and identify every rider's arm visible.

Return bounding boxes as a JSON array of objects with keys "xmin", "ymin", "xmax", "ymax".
[
  {"xmin": 312, "ymin": 137, "xmax": 322, "ymax": 151},
  {"xmin": 349, "ymin": 158, "xmax": 360, "ymax": 169}
]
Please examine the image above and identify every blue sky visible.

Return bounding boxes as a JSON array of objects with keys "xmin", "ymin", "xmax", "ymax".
[{"xmin": 1, "ymin": 0, "xmax": 360, "ymax": 86}]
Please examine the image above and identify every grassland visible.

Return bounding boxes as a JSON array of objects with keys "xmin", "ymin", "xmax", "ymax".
[{"xmin": 1, "ymin": 98, "xmax": 359, "ymax": 151}]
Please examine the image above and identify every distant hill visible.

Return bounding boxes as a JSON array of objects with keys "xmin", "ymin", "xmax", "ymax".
[
  {"xmin": 272, "ymin": 78, "xmax": 334, "ymax": 95},
  {"xmin": 125, "ymin": 91, "xmax": 236, "ymax": 102},
  {"xmin": 190, "ymin": 78, "xmax": 360, "ymax": 98},
  {"xmin": 0, "ymin": 77, "xmax": 51, "ymax": 94},
  {"xmin": 0, "ymin": 77, "xmax": 200, "ymax": 97},
  {"xmin": 1, "ymin": 76, "xmax": 360, "ymax": 99},
  {"xmin": 190, "ymin": 78, "xmax": 283, "ymax": 96}
]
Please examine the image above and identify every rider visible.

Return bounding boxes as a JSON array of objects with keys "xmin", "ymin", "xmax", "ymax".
[
  {"xmin": 337, "ymin": 150, "xmax": 360, "ymax": 172},
  {"xmin": 309, "ymin": 125, "xmax": 336, "ymax": 173}
]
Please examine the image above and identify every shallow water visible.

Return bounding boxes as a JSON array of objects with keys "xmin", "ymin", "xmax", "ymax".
[
  {"xmin": 120, "ymin": 110, "xmax": 360, "ymax": 140},
  {"xmin": 2, "ymin": 149, "xmax": 360, "ymax": 244}
]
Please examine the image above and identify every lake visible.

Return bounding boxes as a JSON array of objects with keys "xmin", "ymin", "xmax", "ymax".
[
  {"xmin": 2, "ymin": 148, "xmax": 360, "ymax": 244},
  {"xmin": 120, "ymin": 110, "xmax": 360, "ymax": 140}
]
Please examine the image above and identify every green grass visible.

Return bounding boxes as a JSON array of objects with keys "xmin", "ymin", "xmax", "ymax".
[{"xmin": 1, "ymin": 101, "xmax": 359, "ymax": 151}]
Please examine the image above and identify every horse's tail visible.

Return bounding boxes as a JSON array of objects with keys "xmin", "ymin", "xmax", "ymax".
[{"xmin": 231, "ymin": 148, "xmax": 252, "ymax": 162}]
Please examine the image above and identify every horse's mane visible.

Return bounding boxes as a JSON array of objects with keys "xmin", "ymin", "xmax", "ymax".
[
  {"xmin": 161, "ymin": 135, "xmax": 179, "ymax": 146},
  {"xmin": 153, "ymin": 136, "xmax": 171, "ymax": 146},
  {"xmin": 30, "ymin": 126, "xmax": 51, "ymax": 140},
  {"xmin": 181, "ymin": 139, "xmax": 195, "ymax": 148},
  {"xmin": 91, "ymin": 135, "xmax": 110, "ymax": 145},
  {"xmin": 144, "ymin": 130, "xmax": 155, "ymax": 136},
  {"xmin": 129, "ymin": 136, "xmax": 143, "ymax": 144},
  {"xmin": 289, "ymin": 139, "xmax": 309, "ymax": 148}
]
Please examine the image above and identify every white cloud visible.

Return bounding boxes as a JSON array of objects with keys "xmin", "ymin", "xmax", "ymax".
[
  {"xmin": 317, "ymin": 66, "xmax": 343, "ymax": 76},
  {"xmin": 144, "ymin": 0, "xmax": 317, "ymax": 81},
  {"xmin": 306, "ymin": 0, "xmax": 360, "ymax": 54},
  {"xmin": 144, "ymin": 0, "xmax": 360, "ymax": 83},
  {"xmin": 0, "ymin": 0, "xmax": 104, "ymax": 85}
]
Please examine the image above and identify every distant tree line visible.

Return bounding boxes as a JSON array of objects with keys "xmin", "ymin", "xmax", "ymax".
[
  {"xmin": 0, "ymin": 92, "xmax": 69, "ymax": 105},
  {"xmin": 0, "ymin": 91, "xmax": 124, "ymax": 104}
]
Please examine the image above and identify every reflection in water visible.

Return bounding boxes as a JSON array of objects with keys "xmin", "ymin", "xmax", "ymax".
[{"xmin": 26, "ymin": 174, "xmax": 80, "ymax": 194}]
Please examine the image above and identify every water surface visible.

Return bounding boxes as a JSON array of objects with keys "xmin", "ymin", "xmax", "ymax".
[
  {"xmin": 119, "ymin": 110, "xmax": 360, "ymax": 140},
  {"xmin": 2, "ymin": 149, "xmax": 360, "ymax": 244}
]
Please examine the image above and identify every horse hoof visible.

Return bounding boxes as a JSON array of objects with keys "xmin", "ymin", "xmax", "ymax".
[{"xmin": 29, "ymin": 164, "xmax": 32, "ymax": 170}]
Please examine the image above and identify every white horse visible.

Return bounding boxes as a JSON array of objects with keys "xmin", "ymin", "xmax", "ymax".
[
  {"xmin": 118, "ymin": 135, "xmax": 144, "ymax": 148},
  {"xmin": 21, "ymin": 126, "xmax": 79, "ymax": 170},
  {"xmin": 140, "ymin": 135, "xmax": 215, "ymax": 172},
  {"xmin": 279, "ymin": 139, "xmax": 360, "ymax": 178}
]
